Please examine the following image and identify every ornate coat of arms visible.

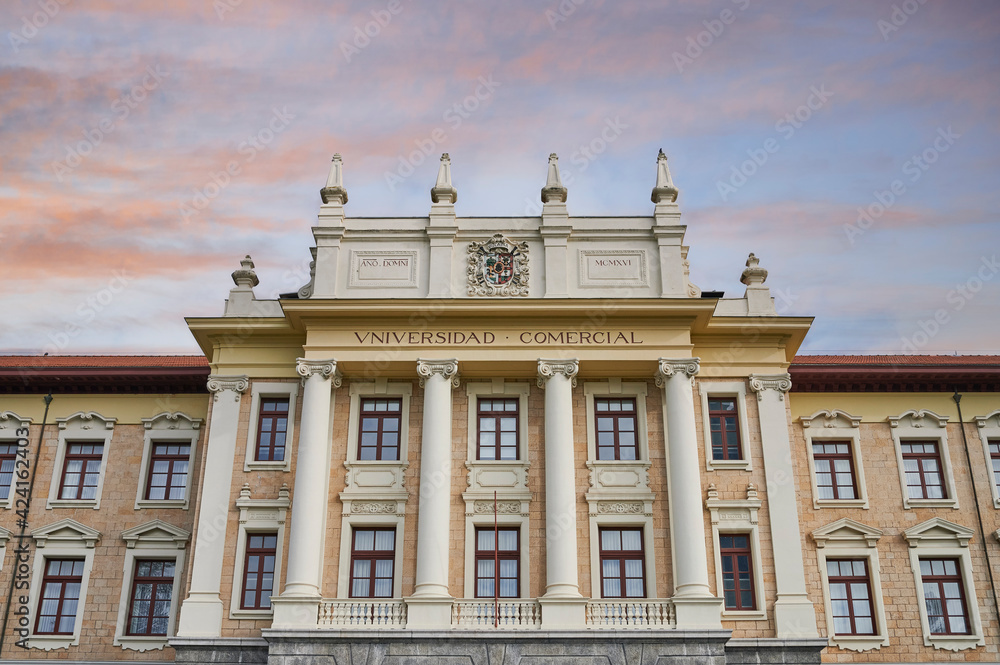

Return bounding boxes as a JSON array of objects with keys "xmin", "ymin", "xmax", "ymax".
[{"xmin": 467, "ymin": 234, "xmax": 529, "ymax": 296}]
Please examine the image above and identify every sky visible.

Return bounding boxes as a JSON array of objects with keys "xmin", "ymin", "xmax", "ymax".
[{"xmin": 1, "ymin": 0, "xmax": 998, "ymax": 356}]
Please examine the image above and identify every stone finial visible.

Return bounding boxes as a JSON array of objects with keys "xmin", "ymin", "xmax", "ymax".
[
  {"xmin": 746, "ymin": 483, "xmax": 758, "ymax": 499},
  {"xmin": 651, "ymin": 148, "xmax": 679, "ymax": 204},
  {"xmin": 541, "ymin": 153, "xmax": 567, "ymax": 203},
  {"xmin": 430, "ymin": 153, "xmax": 458, "ymax": 204},
  {"xmin": 239, "ymin": 483, "xmax": 251, "ymax": 500},
  {"xmin": 231, "ymin": 255, "xmax": 259, "ymax": 289},
  {"xmin": 279, "ymin": 483, "xmax": 290, "ymax": 500},
  {"xmin": 740, "ymin": 253, "xmax": 768, "ymax": 286},
  {"xmin": 707, "ymin": 483, "xmax": 719, "ymax": 500},
  {"xmin": 320, "ymin": 153, "xmax": 348, "ymax": 204}
]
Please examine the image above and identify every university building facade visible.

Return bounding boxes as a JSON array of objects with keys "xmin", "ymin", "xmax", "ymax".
[{"xmin": 1, "ymin": 152, "xmax": 998, "ymax": 664}]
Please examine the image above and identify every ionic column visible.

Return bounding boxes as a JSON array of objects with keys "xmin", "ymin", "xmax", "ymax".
[
  {"xmin": 656, "ymin": 358, "xmax": 723, "ymax": 629},
  {"xmin": 405, "ymin": 359, "xmax": 459, "ymax": 628},
  {"xmin": 176, "ymin": 375, "xmax": 248, "ymax": 637},
  {"xmin": 749, "ymin": 373, "xmax": 818, "ymax": 637},
  {"xmin": 271, "ymin": 359, "xmax": 340, "ymax": 628}
]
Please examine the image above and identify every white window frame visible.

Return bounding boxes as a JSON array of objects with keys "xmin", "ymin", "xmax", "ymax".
[
  {"xmin": 888, "ymin": 409, "xmax": 958, "ymax": 510},
  {"xmin": 698, "ymin": 381, "xmax": 752, "ymax": 471},
  {"xmin": 811, "ymin": 518, "xmax": 889, "ymax": 652},
  {"xmin": 464, "ymin": 515, "xmax": 530, "ymax": 599},
  {"xmin": 801, "ymin": 409, "xmax": 869, "ymax": 510},
  {"xmin": 465, "ymin": 380, "xmax": 530, "ymax": 463},
  {"xmin": 347, "ymin": 380, "xmax": 412, "ymax": 462},
  {"xmin": 46, "ymin": 412, "xmax": 116, "ymax": 510},
  {"xmin": 584, "ymin": 379, "xmax": 649, "ymax": 462},
  {"xmin": 113, "ymin": 520, "xmax": 189, "ymax": 651},
  {"xmin": 0, "ymin": 525, "xmax": 10, "ymax": 571},
  {"xmin": 336, "ymin": 512, "xmax": 405, "ymax": 600},
  {"xmin": 973, "ymin": 410, "xmax": 1000, "ymax": 508},
  {"xmin": 243, "ymin": 381, "xmax": 298, "ymax": 472},
  {"xmin": 0, "ymin": 410, "xmax": 31, "ymax": 510},
  {"xmin": 26, "ymin": 518, "xmax": 100, "ymax": 651},
  {"xmin": 134, "ymin": 412, "xmax": 202, "ymax": 510},
  {"xmin": 706, "ymin": 487, "xmax": 765, "ymax": 619},
  {"xmin": 229, "ymin": 485, "xmax": 289, "ymax": 618},
  {"xmin": 903, "ymin": 517, "xmax": 984, "ymax": 651},
  {"xmin": 588, "ymin": 511, "xmax": 658, "ymax": 600}
]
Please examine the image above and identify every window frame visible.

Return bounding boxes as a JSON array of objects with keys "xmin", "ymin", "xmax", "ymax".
[
  {"xmin": 901, "ymin": 440, "xmax": 948, "ymax": 500},
  {"xmin": 801, "ymin": 410, "xmax": 869, "ymax": 510},
  {"xmin": 706, "ymin": 492, "xmax": 766, "ymax": 619},
  {"xmin": 356, "ymin": 397, "xmax": 404, "ymax": 462},
  {"xmin": 0, "ymin": 410, "xmax": 28, "ymax": 509},
  {"xmin": 125, "ymin": 559, "xmax": 176, "ymax": 637},
  {"xmin": 476, "ymin": 397, "xmax": 521, "ymax": 462},
  {"xmin": 135, "ymin": 412, "xmax": 201, "ymax": 510},
  {"xmin": 254, "ymin": 397, "xmax": 291, "ymax": 463},
  {"xmin": 592, "ymin": 396, "xmax": 640, "ymax": 462},
  {"xmin": 348, "ymin": 527, "xmax": 397, "ymax": 599},
  {"xmin": 973, "ymin": 410, "xmax": 1000, "ymax": 509},
  {"xmin": 584, "ymin": 380, "xmax": 649, "ymax": 464},
  {"xmin": 707, "ymin": 398, "xmax": 743, "ymax": 462},
  {"xmin": 144, "ymin": 443, "xmax": 192, "ymax": 502},
  {"xmin": 918, "ymin": 558, "xmax": 970, "ymax": 637},
  {"xmin": 718, "ymin": 533, "xmax": 756, "ymax": 611},
  {"xmin": 229, "ymin": 488, "xmax": 289, "ymax": 618},
  {"xmin": 46, "ymin": 411, "xmax": 115, "ymax": 511},
  {"xmin": 597, "ymin": 526, "xmax": 647, "ymax": 599},
  {"xmin": 473, "ymin": 526, "xmax": 521, "ymax": 599},
  {"xmin": 698, "ymin": 382, "xmax": 752, "ymax": 471},
  {"xmin": 244, "ymin": 381, "xmax": 298, "ymax": 472},
  {"xmin": 34, "ymin": 558, "xmax": 85, "ymax": 636},
  {"xmin": 888, "ymin": 410, "xmax": 958, "ymax": 510},
  {"xmin": 0, "ymin": 440, "xmax": 19, "ymax": 508},
  {"xmin": 825, "ymin": 558, "xmax": 876, "ymax": 637},
  {"xmin": 58, "ymin": 443, "xmax": 104, "ymax": 501},
  {"xmin": 345, "ymin": 380, "xmax": 412, "ymax": 470},
  {"xmin": 813, "ymin": 442, "xmax": 859, "ymax": 500},
  {"xmin": 240, "ymin": 532, "xmax": 278, "ymax": 610}
]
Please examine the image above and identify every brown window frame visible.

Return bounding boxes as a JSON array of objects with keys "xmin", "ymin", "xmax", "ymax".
[
  {"xmin": 989, "ymin": 440, "xmax": 1000, "ymax": 495},
  {"xmin": 125, "ymin": 559, "xmax": 175, "ymax": 636},
  {"xmin": 598, "ymin": 527, "xmax": 646, "ymax": 599},
  {"xmin": 708, "ymin": 397, "xmax": 742, "ymax": 461},
  {"xmin": 476, "ymin": 398, "xmax": 519, "ymax": 461},
  {"xmin": 594, "ymin": 397, "xmax": 639, "ymax": 461},
  {"xmin": 357, "ymin": 398, "xmax": 402, "ymax": 462},
  {"xmin": 901, "ymin": 441, "xmax": 948, "ymax": 499},
  {"xmin": 144, "ymin": 443, "xmax": 191, "ymax": 501},
  {"xmin": 254, "ymin": 397, "xmax": 290, "ymax": 462},
  {"xmin": 58, "ymin": 442, "xmax": 104, "ymax": 501},
  {"xmin": 920, "ymin": 558, "xmax": 971, "ymax": 635},
  {"xmin": 474, "ymin": 526, "xmax": 520, "ymax": 598},
  {"xmin": 240, "ymin": 532, "xmax": 277, "ymax": 610},
  {"xmin": 719, "ymin": 533, "xmax": 756, "ymax": 611},
  {"xmin": 0, "ymin": 442, "xmax": 16, "ymax": 500},
  {"xmin": 812, "ymin": 441, "xmax": 858, "ymax": 500},
  {"xmin": 827, "ymin": 558, "xmax": 876, "ymax": 636},
  {"xmin": 34, "ymin": 558, "xmax": 84, "ymax": 635},
  {"xmin": 349, "ymin": 528, "xmax": 396, "ymax": 598}
]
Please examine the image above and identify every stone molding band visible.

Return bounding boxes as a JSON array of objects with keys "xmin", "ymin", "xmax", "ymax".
[
  {"xmin": 416, "ymin": 358, "xmax": 460, "ymax": 387},
  {"xmin": 537, "ymin": 358, "xmax": 579, "ymax": 388}
]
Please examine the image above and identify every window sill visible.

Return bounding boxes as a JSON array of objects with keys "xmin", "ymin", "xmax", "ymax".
[
  {"xmin": 116, "ymin": 635, "xmax": 168, "ymax": 652},
  {"xmin": 135, "ymin": 498, "xmax": 188, "ymax": 510},
  {"xmin": 923, "ymin": 633, "xmax": 984, "ymax": 651},
  {"xmin": 245, "ymin": 461, "xmax": 290, "ymax": 472},
  {"xmin": 903, "ymin": 498, "xmax": 958, "ymax": 510},
  {"xmin": 722, "ymin": 609, "xmax": 766, "ymax": 620},
  {"xmin": 26, "ymin": 635, "xmax": 76, "ymax": 650},
  {"xmin": 829, "ymin": 635, "xmax": 887, "ymax": 652},
  {"xmin": 46, "ymin": 498, "xmax": 98, "ymax": 510},
  {"xmin": 814, "ymin": 498, "xmax": 869, "ymax": 510},
  {"xmin": 707, "ymin": 459, "xmax": 751, "ymax": 472},
  {"xmin": 230, "ymin": 608, "xmax": 274, "ymax": 619}
]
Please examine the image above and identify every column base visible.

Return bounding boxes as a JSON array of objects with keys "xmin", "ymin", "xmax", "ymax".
[
  {"xmin": 403, "ymin": 596, "xmax": 454, "ymax": 629},
  {"xmin": 773, "ymin": 595, "xmax": 818, "ymax": 637},
  {"xmin": 176, "ymin": 592, "xmax": 224, "ymax": 637},
  {"xmin": 538, "ymin": 597, "xmax": 588, "ymax": 630},
  {"xmin": 672, "ymin": 596, "xmax": 724, "ymax": 630},
  {"xmin": 270, "ymin": 595, "xmax": 321, "ymax": 629}
]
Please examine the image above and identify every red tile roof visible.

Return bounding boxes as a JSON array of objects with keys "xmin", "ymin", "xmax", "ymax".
[
  {"xmin": 792, "ymin": 355, "xmax": 1000, "ymax": 366},
  {"xmin": 0, "ymin": 355, "xmax": 209, "ymax": 368}
]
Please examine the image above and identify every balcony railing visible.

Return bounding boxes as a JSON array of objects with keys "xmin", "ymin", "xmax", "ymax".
[
  {"xmin": 318, "ymin": 600, "xmax": 407, "ymax": 628},
  {"xmin": 452, "ymin": 599, "xmax": 542, "ymax": 629},
  {"xmin": 585, "ymin": 599, "xmax": 676, "ymax": 628}
]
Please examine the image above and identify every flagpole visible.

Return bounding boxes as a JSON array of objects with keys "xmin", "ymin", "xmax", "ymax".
[{"xmin": 494, "ymin": 490, "xmax": 499, "ymax": 628}]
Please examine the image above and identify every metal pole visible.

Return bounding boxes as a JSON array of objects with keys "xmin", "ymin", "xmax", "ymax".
[{"xmin": 494, "ymin": 490, "xmax": 498, "ymax": 628}]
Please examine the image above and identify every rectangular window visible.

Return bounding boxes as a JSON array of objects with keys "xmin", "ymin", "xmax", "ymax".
[
  {"xmin": 475, "ymin": 527, "xmax": 520, "ymax": 598},
  {"xmin": 145, "ymin": 443, "xmax": 191, "ymax": 500},
  {"xmin": 990, "ymin": 440, "xmax": 1000, "ymax": 494},
  {"xmin": 477, "ymin": 398, "xmax": 519, "ymax": 461},
  {"xmin": 719, "ymin": 534, "xmax": 755, "ymax": 610},
  {"xmin": 920, "ymin": 558, "xmax": 970, "ymax": 635},
  {"xmin": 902, "ymin": 441, "xmax": 947, "ymax": 499},
  {"xmin": 594, "ymin": 398, "xmax": 638, "ymax": 461},
  {"xmin": 59, "ymin": 443, "xmax": 103, "ymax": 500},
  {"xmin": 240, "ymin": 533, "xmax": 277, "ymax": 610},
  {"xmin": 813, "ymin": 441, "xmax": 857, "ymax": 500},
  {"xmin": 599, "ymin": 527, "xmax": 645, "ymax": 598},
  {"xmin": 0, "ymin": 443, "xmax": 16, "ymax": 500},
  {"xmin": 126, "ymin": 559, "xmax": 175, "ymax": 636},
  {"xmin": 255, "ymin": 398, "xmax": 289, "ymax": 462},
  {"xmin": 358, "ymin": 398, "xmax": 402, "ymax": 461},
  {"xmin": 35, "ymin": 559, "xmax": 84, "ymax": 635},
  {"xmin": 350, "ymin": 528, "xmax": 396, "ymax": 598},
  {"xmin": 709, "ymin": 398, "xmax": 742, "ymax": 460},
  {"xmin": 827, "ymin": 559, "xmax": 875, "ymax": 635}
]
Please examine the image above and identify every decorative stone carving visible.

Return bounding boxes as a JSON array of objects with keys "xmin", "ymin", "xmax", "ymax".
[
  {"xmin": 206, "ymin": 375, "xmax": 249, "ymax": 402},
  {"xmin": 740, "ymin": 253, "xmax": 768, "ymax": 287},
  {"xmin": 887, "ymin": 408, "xmax": 949, "ymax": 429},
  {"xmin": 351, "ymin": 501, "xmax": 397, "ymax": 514},
  {"xmin": 467, "ymin": 234, "xmax": 530, "ymax": 297},
  {"xmin": 231, "ymin": 255, "xmax": 259, "ymax": 289},
  {"xmin": 320, "ymin": 153, "xmax": 348, "ymax": 204},
  {"xmin": 654, "ymin": 358, "xmax": 700, "ymax": 386},
  {"xmin": 473, "ymin": 500, "xmax": 521, "ymax": 515},
  {"xmin": 651, "ymin": 149, "xmax": 679, "ymax": 204},
  {"xmin": 416, "ymin": 359, "xmax": 460, "ymax": 388},
  {"xmin": 541, "ymin": 153, "xmax": 568, "ymax": 203},
  {"xmin": 296, "ymin": 359, "xmax": 342, "ymax": 387},
  {"xmin": 801, "ymin": 409, "xmax": 862, "ymax": 429},
  {"xmin": 537, "ymin": 358, "xmax": 579, "ymax": 388},
  {"xmin": 597, "ymin": 501, "xmax": 644, "ymax": 515},
  {"xmin": 749, "ymin": 373, "xmax": 792, "ymax": 401},
  {"xmin": 430, "ymin": 153, "xmax": 457, "ymax": 204}
]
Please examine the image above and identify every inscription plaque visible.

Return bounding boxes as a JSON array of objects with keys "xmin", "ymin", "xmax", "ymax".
[{"xmin": 349, "ymin": 250, "xmax": 418, "ymax": 288}]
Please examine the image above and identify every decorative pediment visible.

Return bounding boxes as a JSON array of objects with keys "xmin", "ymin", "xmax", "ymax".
[
  {"xmin": 56, "ymin": 411, "xmax": 116, "ymax": 431},
  {"xmin": 801, "ymin": 409, "xmax": 861, "ymax": 429},
  {"xmin": 142, "ymin": 412, "xmax": 202, "ymax": 431},
  {"xmin": 32, "ymin": 519, "xmax": 101, "ymax": 548},
  {"xmin": 0, "ymin": 525, "xmax": 11, "ymax": 545},
  {"xmin": 903, "ymin": 517, "xmax": 974, "ymax": 548},
  {"xmin": 812, "ymin": 518, "xmax": 883, "ymax": 548},
  {"xmin": 973, "ymin": 410, "xmax": 1000, "ymax": 430},
  {"xmin": 0, "ymin": 411, "xmax": 31, "ymax": 432},
  {"xmin": 887, "ymin": 409, "xmax": 948, "ymax": 429},
  {"xmin": 120, "ymin": 520, "xmax": 190, "ymax": 549}
]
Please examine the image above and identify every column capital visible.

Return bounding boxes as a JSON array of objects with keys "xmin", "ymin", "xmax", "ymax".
[
  {"xmin": 654, "ymin": 358, "xmax": 700, "ymax": 386},
  {"xmin": 537, "ymin": 358, "xmax": 579, "ymax": 388},
  {"xmin": 206, "ymin": 375, "xmax": 249, "ymax": 401},
  {"xmin": 296, "ymin": 358, "xmax": 342, "ymax": 387},
  {"xmin": 749, "ymin": 373, "xmax": 792, "ymax": 401},
  {"xmin": 416, "ymin": 358, "xmax": 459, "ymax": 388}
]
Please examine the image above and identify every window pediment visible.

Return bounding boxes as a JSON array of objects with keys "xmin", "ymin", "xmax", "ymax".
[
  {"xmin": 903, "ymin": 518, "xmax": 974, "ymax": 548},
  {"xmin": 812, "ymin": 518, "xmax": 882, "ymax": 548},
  {"xmin": 0, "ymin": 410, "xmax": 32, "ymax": 431},
  {"xmin": 801, "ymin": 409, "xmax": 861, "ymax": 429},
  {"xmin": 56, "ymin": 411, "xmax": 116, "ymax": 431},
  {"xmin": 121, "ymin": 520, "xmax": 190, "ymax": 549},
  {"xmin": 142, "ymin": 411, "xmax": 202, "ymax": 431},
  {"xmin": 888, "ymin": 409, "xmax": 948, "ymax": 429},
  {"xmin": 32, "ymin": 518, "xmax": 101, "ymax": 548}
]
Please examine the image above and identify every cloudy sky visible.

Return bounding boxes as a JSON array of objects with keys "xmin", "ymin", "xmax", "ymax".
[{"xmin": 2, "ymin": 0, "xmax": 998, "ymax": 355}]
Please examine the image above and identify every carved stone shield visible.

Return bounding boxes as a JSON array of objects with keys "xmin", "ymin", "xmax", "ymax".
[{"xmin": 468, "ymin": 234, "xmax": 529, "ymax": 296}]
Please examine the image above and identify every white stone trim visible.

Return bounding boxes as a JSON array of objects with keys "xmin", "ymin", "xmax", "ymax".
[
  {"xmin": 973, "ymin": 410, "xmax": 1000, "ymax": 508},
  {"xmin": 25, "ymin": 519, "xmax": 101, "ymax": 650},
  {"xmin": 584, "ymin": 380, "xmax": 649, "ymax": 462},
  {"xmin": 811, "ymin": 518, "xmax": 889, "ymax": 652},
  {"xmin": 887, "ymin": 410, "xmax": 958, "ymax": 510},
  {"xmin": 0, "ymin": 525, "xmax": 10, "ymax": 570},
  {"xmin": 113, "ymin": 521, "xmax": 190, "ymax": 651},
  {"xmin": 706, "ymin": 488, "xmax": 766, "ymax": 620},
  {"xmin": 463, "ymin": 514, "xmax": 530, "ymax": 599},
  {"xmin": 344, "ymin": 381, "xmax": 412, "ymax": 496},
  {"xmin": 800, "ymin": 410, "xmax": 869, "ymax": 510},
  {"xmin": 697, "ymin": 381, "xmax": 752, "ymax": 472},
  {"xmin": 335, "ymin": 512, "xmax": 406, "ymax": 599},
  {"xmin": 243, "ymin": 381, "xmax": 299, "ymax": 472},
  {"xmin": 46, "ymin": 412, "xmax": 116, "ymax": 510},
  {"xmin": 587, "ymin": 506, "xmax": 658, "ymax": 600},
  {"xmin": 229, "ymin": 486, "xmax": 290, "ymax": 618},
  {"xmin": 465, "ymin": 380, "xmax": 530, "ymax": 463},
  {"xmin": 0, "ymin": 411, "xmax": 31, "ymax": 510},
  {"xmin": 135, "ymin": 412, "xmax": 202, "ymax": 511},
  {"xmin": 902, "ymin": 518, "xmax": 985, "ymax": 651}
]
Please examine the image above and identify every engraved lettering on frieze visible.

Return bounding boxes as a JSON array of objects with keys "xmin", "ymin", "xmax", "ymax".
[
  {"xmin": 579, "ymin": 249, "xmax": 648, "ymax": 288},
  {"xmin": 351, "ymin": 501, "xmax": 397, "ymax": 514},
  {"xmin": 597, "ymin": 501, "xmax": 644, "ymax": 514},
  {"xmin": 350, "ymin": 250, "xmax": 418, "ymax": 288},
  {"xmin": 719, "ymin": 511, "xmax": 748, "ymax": 521},
  {"xmin": 247, "ymin": 511, "xmax": 276, "ymax": 521},
  {"xmin": 474, "ymin": 500, "xmax": 520, "ymax": 514}
]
